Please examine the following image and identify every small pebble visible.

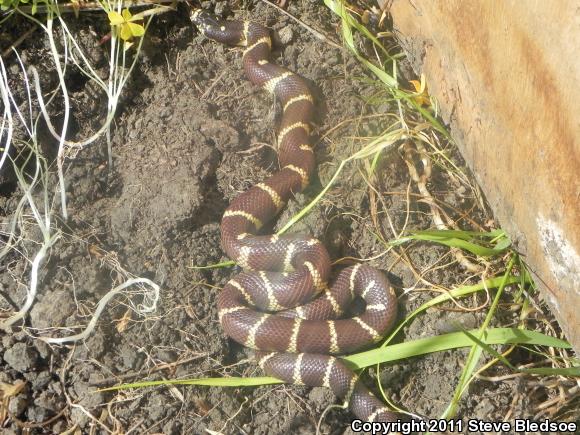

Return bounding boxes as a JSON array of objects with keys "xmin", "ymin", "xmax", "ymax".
[
  {"xmin": 8, "ymin": 395, "xmax": 28, "ymax": 416},
  {"xmin": 3, "ymin": 342, "xmax": 39, "ymax": 373},
  {"xmin": 278, "ymin": 27, "xmax": 294, "ymax": 45}
]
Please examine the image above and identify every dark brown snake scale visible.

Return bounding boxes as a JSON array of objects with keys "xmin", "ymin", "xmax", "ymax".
[{"xmin": 191, "ymin": 10, "xmax": 398, "ymax": 423}]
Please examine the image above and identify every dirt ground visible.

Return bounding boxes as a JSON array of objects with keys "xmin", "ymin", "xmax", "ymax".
[{"xmin": 0, "ymin": 1, "xmax": 574, "ymax": 434}]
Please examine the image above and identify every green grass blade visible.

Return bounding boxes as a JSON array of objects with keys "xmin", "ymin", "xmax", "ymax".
[
  {"xmin": 278, "ymin": 130, "xmax": 403, "ymax": 234},
  {"xmin": 323, "ymin": 0, "xmax": 391, "ymax": 60},
  {"xmin": 323, "ymin": 0, "xmax": 452, "ymax": 139},
  {"xmin": 380, "ymin": 274, "xmax": 526, "ymax": 349},
  {"xmin": 347, "ymin": 327, "xmax": 570, "ymax": 369},
  {"xmin": 323, "ymin": 0, "xmax": 397, "ymax": 88},
  {"xmin": 459, "ymin": 328, "xmax": 517, "ymax": 370},
  {"xmin": 521, "ymin": 366, "xmax": 580, "ymax": 376},
  {"xmin": 396, "ymin": 235, "xmax": 506, "ymax": 256},
  {"xmin": 405, "ymin": 95, "xmax": 451, "ymax": 139},
  {"xmin": 99, "ymin": 376, "xmax": 283, "ymax": 391},
  {"xmin": 401, "ymin": 229, "xmax": 506, "ymax": 240},
  {"xmin": 460, "ymin": 328, "xmax": 579, "ymax": 377},
  {"xmin": 101, "ymin": 327, "xmax": 569, "ymax": 392},
  {"xmin": 440, "ymin": 256, "xmax": 516, "ymax": 419},
  {"xmin": 390, "ymin": 229, "xmax": 511, "ymax": 257}
]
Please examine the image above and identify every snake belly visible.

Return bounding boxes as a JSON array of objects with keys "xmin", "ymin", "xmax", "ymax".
[{"xmin": 191, "ymin": 10, "xmax": 398, "ymax": 423}]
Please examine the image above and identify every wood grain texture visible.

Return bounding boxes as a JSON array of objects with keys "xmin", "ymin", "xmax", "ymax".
[{"xmin": 390, "ymin": 0, "xmax": 580, "ymax": 351}]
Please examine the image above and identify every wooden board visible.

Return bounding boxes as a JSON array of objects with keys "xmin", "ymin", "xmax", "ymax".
[{"xmin": 389, "ymin": 0, "xmax": 580, "ymax": 351}]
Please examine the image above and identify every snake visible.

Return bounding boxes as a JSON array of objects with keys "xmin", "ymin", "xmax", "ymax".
[{"xmin": 191, "ymin": 9, "xmax": 399, "ymax": 423}]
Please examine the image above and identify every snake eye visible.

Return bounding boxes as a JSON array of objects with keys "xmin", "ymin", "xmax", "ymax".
[{"xmin": 190, "ymin": 9, "xmax": 220, "ymax": 29}]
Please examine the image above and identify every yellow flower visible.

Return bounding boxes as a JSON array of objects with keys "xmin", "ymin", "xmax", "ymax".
[
  {"xmin": 408, "ymin": 76, "xmax": 431, "ymax": 107},
  {"xmin": 108, "ymin": 8, "xmax": 145, "ymax": 42}
]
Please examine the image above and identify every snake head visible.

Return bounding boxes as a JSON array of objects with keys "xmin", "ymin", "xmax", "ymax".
[{"xmin": 190, "ymin": 9, "xmax": 220, "ymax": 33}]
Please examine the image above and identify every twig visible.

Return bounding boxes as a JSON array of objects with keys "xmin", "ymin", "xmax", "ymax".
[
  {"xmin": 11, "ymin": 407, "xmax": 68, "ymax": 429},
  {"xmin": 1, "ymin": 25, "xmax": 38, "ymax": 58},
  {"xmin": 200, "ymin": 69, "xmax": 228, "ymax": 100}
]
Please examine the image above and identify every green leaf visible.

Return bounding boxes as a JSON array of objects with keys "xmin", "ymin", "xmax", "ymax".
[{"xmin": 494, "ymin": 237, "xmax": 512, "ymax": 251}]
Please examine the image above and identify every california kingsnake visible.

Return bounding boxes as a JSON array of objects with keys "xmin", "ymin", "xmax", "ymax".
[{"xmin": 191, "ymin": 9, "xmax": 399, "ymax": 423}]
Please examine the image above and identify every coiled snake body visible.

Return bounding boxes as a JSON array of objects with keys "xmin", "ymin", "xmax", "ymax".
[{"xmin": 191, "ymin": 10, "xmax": 398, "ymax": 423}]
